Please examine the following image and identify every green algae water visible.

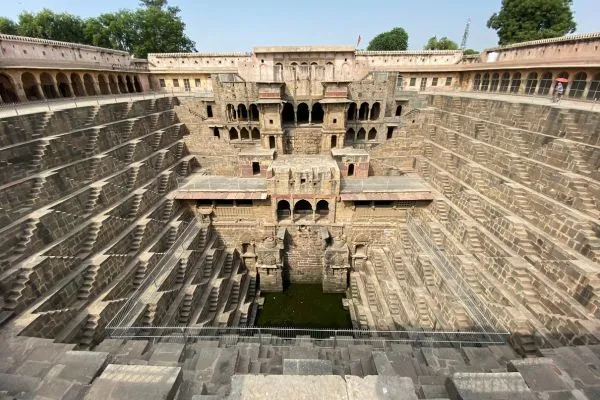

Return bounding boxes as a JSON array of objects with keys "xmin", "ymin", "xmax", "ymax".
[{"xmin": 256, "ymin": 284, "xmax": 352, "ymax": 329}]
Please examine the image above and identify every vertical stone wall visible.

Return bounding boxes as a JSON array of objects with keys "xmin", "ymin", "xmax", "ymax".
[{"xmin": 284, "ymin": 226, "xmax": 324, "ymax": 284}]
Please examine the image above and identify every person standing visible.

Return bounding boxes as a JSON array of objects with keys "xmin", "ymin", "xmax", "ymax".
[{"xmin": 554, "ymin": 82, "xmax": 564, "ymax": 103}]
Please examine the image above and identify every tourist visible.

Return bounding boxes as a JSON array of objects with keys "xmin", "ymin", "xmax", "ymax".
[{"xmin": 554, "ymin": 82, "xmax": 564, "ymax": 103}]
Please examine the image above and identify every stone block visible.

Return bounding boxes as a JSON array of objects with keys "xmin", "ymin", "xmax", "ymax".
[
  {"xmin": 84, "ymin": 364, "xmax": 182, "ymax": 400},
  {"xmin": 148, "ymin": 343, "xmax": 184, "ymax": 366},
  {"xmin": 283, "ymin": 359, "xmax": 333, "ymax": 375},
  {"xmin": 447, "ymin": 372, "xmax": 536, "ymax": 400},
  {"xmin": 507, "ymin": 358, "xmax": 573, "ymax": 392},
  {"xmin": 229, "ymin": 375, "xmax": 348, "ymax": 400},
  {"xmin": 345, "ymin": 375, "xmax": 418, "ymax": 400},
  {"xmin": 372, "ymin": 351, "xmax": 397, "ymax": 376},
  {"xmin": 52, "ymin": 351, "xmax": 110, "ymax": 384},
  {"xmin": 0, "ymin": 372, "xmax": 41, "ymax": 396}
]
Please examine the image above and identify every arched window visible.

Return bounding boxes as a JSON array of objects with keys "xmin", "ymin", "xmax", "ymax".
[
  {"xmin": 0, "ymin": 73, "xmax": 19, "ymax": 103},
  {"xmin": 369, "ymin": 102, "xmax": 380, "ymax": 120},
  {"xmin": 71, "ymin": 73, "xmax": 85, "ymax": 97},
  {"xmin": 325, "ymin": 62, "xmax": 334, "ymax": 80},
  {"xmin": 133, "ymin": 76, "xmax": 142, "ymax": 92},
  {"xmin": 311, "ymin": 102, "xmax": 324, "ymax": 124},
  {"xmin": 499, "ymin": 72, "xmax": 510, "ymax": 92},
  {"xmin": 126, "ymin": 76, "xmax": 134, "ymax": 93},
  {"xmin": 587, "ymin": 73, "xmax": 600, "ymax": 101},
  {"xmin": 40, "ymin": 72, "xmax": 58, "ymax": 99},
  {"xmin": 249, "ymin": 104, "xmax": 259, "ymax": 121},
  {"xmin": 358, "ymin": 102, "xmax": 369, "ymax": 120},
  {"xmin": 395, "ymin": 105, "xmax": 402, "ymax": 116},
  {"xmin": 277, "ymin": 200, "xmax": 290, "ymax": 220},
  {"xmin": 108, "ymin": 75, "xmax": 118, "ymax": 94},
  {"xmin": 345, "ymin": 128, "xmax": 355, "ymax": 145},
  {"xmin": 368, "ymin": 128, "xmax": 377, "ymax": 140},
  {"xmin": 282, "ymin": 102, "xmax": 295, "ymax": 124},
  {"xmin": 316, "ymin": 200, "xmax": 329, "ymax": 218},
  {"xmin": 55, "ymin": 73, "xmax": 71, "ymax": 97},
  {"xmin": 569, "ymin": 72, "xmax": 587, "ymax": 98},
  {"xmin": 83, "ymin": 74, "xmax": 96, "ymax": 95},
  {"xmin": 348, "ymin": 164, "xmax": 355, "ymax": 176},
  {"xmin": 251, "ymin": 128, "xmax": 260, "ymax": 140},
  {"xmin": 274, "ymin": 63, "xmax": 283, "ymax": 81},
  {"xmin": 490, "ymin": 73, "xmax": 500, "ymax": 91},
  {"xmin": 357, "ymin": 128, "xmax": 366, "ymax": 141},
  {"xmin": 98, "ymin": 74, "xmax": 110, "ymax": 95},
  {"xmin": 524, "ymin": 72, "xmax": 538, "ymax": 95},
  {"xmin": 238, "ymin": 104, "xmax": 248, "ymax": 120},
  {"xmin": 227, "ymin": 104, "xmax": 237, "ymax": 121},
  {"xmin": 290, "ymin": 62, "xmax": 298, "ymax": 81},
  {"xmin": 294, "ymin": 200, "xmax": 312, "ymax": 214},
  {"xmin": 347, "ymin": 103, "xmax": 357, "ymax": 121},
  {"xmin": 117, "ymin": 75, "xmax": 127, "ymax": 93},
  {"xmin": 22, "ymin": 72, "xmax": 42, "ymax": 100},
  {"xmin": 240, "ymin": 127, "xmax": 250, "ymax": 140},
  {"xmin": 481, "ymin": 73, "xmax": 490, "ymax": 91},
  {"xmin": 297, "ymin": 103, "xmax": 309, "ymax": 124},
  {"xmin": 229, "ymin": 127, "xmax": 239, "ymax": 140},
  {"xmin": 538, "ymin": 72, "xmax": 553, "ymax": 95},
  {"xmin": 472, "ymin": 73, "xmax": 481, "ymax": 91},
  {"xmin": 510, "ymin": 72, "xmax": 522, "ymax": 93}
]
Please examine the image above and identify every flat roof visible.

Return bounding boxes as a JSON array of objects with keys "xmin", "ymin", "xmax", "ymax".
[
  {"xmin": 340, "ymin": 176, "xmax": 433, "ymax": 194},
  {"xmin": 176, "ymin": 176, "xmax": 267, "ymax": 194},
  {"xmin": 253, "ymin": 45, "xmax": 355, "ymax": 53},
  {"xmin": 331, "ymin": 148, "xmax": 369, "ymax": 157}
]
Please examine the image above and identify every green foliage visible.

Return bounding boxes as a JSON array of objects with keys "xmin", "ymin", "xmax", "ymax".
[
  {"xmin": 487, "ymin": 0, "xmax": 576, "ymax": 45},
  {"xmin": 463, "ymin": 48, "xmax": 479, "ymax": 55},
  {"xmin": 424, "ymin": 36, "xmax": 459, "ymax": 50},
  {"xmin": 0, "ymin": 17, "xmax": 18, "ymax": 35},
  {"xmin": 367, "ymin": 27, "xmax": 409, "ymax": 51},
  {"xmin": 0, "ymin": 0, "xmax": 195, "ymax": 58}
]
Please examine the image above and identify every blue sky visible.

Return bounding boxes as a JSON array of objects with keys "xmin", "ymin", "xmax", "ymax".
[{"xmin": 3, "ymin": 0, "xmax": 599, "ymax": 52}]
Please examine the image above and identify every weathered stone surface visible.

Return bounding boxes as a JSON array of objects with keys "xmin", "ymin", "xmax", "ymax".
[
  {"xmin": 508, "ymin": 358, "xmax": 573, "ymax": 392},
  {"xmin": 84, "ymin": 364, "xmax": 182, "ymax": 400},
  {"xmin": 346, "ymin": 375, "xmax": 418, "ymax": 400},
  {"xmin": 229, "ymin": 375, "xmax": 348, "ymax": 400},
  {"xmin": 283, "ymin": 359, "xmax": 333, "ymax": 375},
  {"xmin": 447, "ymin": 372, "xmax": 536, "ymax": 400}
]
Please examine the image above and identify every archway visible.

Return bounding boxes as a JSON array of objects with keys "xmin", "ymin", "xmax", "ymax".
[
  {"xmin": 277, "ymin": 200, "xmax": 291, "ymax": 220},
  {"xmin": 238, "ymin": 104, "xmax": 248, "ymax": 120},
  {"xmin": 510, "ymin": 72, "xmax": 522, "ymax": 93},
  {"xmin": 368, "ymin": 128, "xmax": 377, "ymax": 140},
  {"xmin": 71, "ymin": 73, "xmax": 85, "ymax": 97},
  {"xmin": 22, "ymin": 72, "xmax": 42, "ymax": 100},
  {"xmin": 269, "ymin": 136, "xmax": 276, "ymax": 149},
  {"xmin": 524, "ymin": 72, "xmax": 538, "ymax": 95},
  {"xmin": 345, "ymin": 128, "xmax": 355, "ymax": 145},
  {"xmin": 297, "ymin": 103, "xmax": 309, "ymax": 124},
  {"xmin": 240, "ymin": 127, "xmax": 250, "ymax": 140},
  {"xmin": 369, "ymin": 102, "xmax": 380, "ymax": 120},
  {"xmin": 282, "ymin": 102, "xmax": 295, "ymax": 124},
  {"xmin": 294, "ymin": 200, "xmax": 312, "ymax": 215},
  {"xmin": 569, "ymin": 72, "xmax": 587, "ymax": 98},
  {"xmin": 56, "ymin": 73, "xmax": 71, "ymax": 97},
  {"xmin": 325, "ymin": 62, "xmax": 334, "ymax": 80},
  {"xmin": 83, "ymin": 74, "xmax": 96, "ymax": 95},
  {"xmin": 481, "ymin": 73, "xmax": 490, "ymax": 91},
  {"xmin": 311, "ymin": 102, "xmax": 324, "ymax": 124},
  {"xmin": 587, "ymin": 73, "xmax": 600, "ymax": 101},
  {"xmin": 348, "ymin": 163, "xmax": 355, "ymax": 176},
  {"xmin": 395, "ymin": 105, "xmax": 402, "ymax": 116},
  {"xmin": 331, "ymin": 135, "xmax": 337, "ymax": 148},
  {"xmin": 355, "ymin": 244, "xmax": 366, "ymax": 257},
  {"xmin": 316, "ymin": 200, "xmax": 329, "ymax": 219},
  {"xmin": 472, "ymin": 73, "xmax": 481, "ymax": 91},
  {"xmin": 118, "ymin": 75, "xmax": 127, "ymax": 93},
  {"xmin": 40, "ymin": 72, "xmax": 58, "ymax": 99},
  {"xmin": 499, "ymin": 72, "xmax": 510, "ymax": 92},
  {"xmin": 134, "ymin": 76, "xmax": 142, "ymax": 92},
  {"xmin": 357, "ymin": 128, "xmax": 366, "ymax": 141},
  {"xmin": 98, "ymin": 74, "xmax": 110, "ymax": 95},
  {"xmin": 538, "ymin": 72, "xmax": 553, "ymax": 95},
  {"xmin": 347, "ymin": 102, "xmax": 357, "ymax": 120},
  {"xmin": 274, "ymin": 63, "xmax": 283, "ymax": 81},
  {"xmin": 108, "ymin": 75, "xmax": 118, "ymax": 94},
  {"xmin": 490, "ymin": 73, "xmax": 500, "ymax": 91},
  {"xmin": 249, "ymin": 104, "xmax": 259, "ymax": 121},
  {"xmin": 126, "ymin": 76, "xmax": 135, "ymax": 93},
  {"xmin": 229, "ymin": 127, "xmax": 239, "ymax": 140},
  {"xmin": 251, "ymin": 128, "xmax": 260, "ymax": 140},
  {"xmin": 555, "ymin": 71, "xmax": 569, "ymax": 93},
  {"xmin": 0, "ymin": 73, "xmax": 19, "ymax": 103},
  {"xmin": 227, "ymin": 104, "xmax": 237, "ymax": 121},
  {"xmin": 358, "ymin": 102, "xmax": 369, "ymax": 120}
]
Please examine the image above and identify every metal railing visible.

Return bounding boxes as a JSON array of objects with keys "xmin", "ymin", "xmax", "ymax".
[
  {"xmin": 406, "ymin": 211, "xmax": 509, "ymax": 340},
  {"xmin": 106, "ymin": 325, "xmax": 510, "ymax": 348}
]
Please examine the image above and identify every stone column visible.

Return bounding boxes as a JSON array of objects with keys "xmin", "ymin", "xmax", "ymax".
[
  {"xmin": 582, "ymin": 80, "xmax": 591, "ymax": 100},
  {"xmin": 92, "ymin": 75, "xmax": 101, "ymax": 96}
]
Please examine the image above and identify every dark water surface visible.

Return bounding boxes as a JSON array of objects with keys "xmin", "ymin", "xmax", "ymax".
[{"xmin": 256, "ymin": 284, "xmax": 352, "ymax": 329}]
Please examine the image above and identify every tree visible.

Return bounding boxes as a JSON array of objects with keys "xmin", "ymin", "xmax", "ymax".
[
  {"xmin": 487, "ymin": 0, "xmax": 576, "ymax": 45},
  {"xmin": 367, "ymin": 27, "xmax": 408, "ymax": 51},
  {"xmin": 424, "ymin": 36, "xmax": 459, "ymax": 50},
  {"xmin": 17, "ymin": 9, "xmax": 88, "ymax": 44},
  {"xmin": 0, "ymin": 17, "xmax": 18, "ymax": 35},
  {"xmin": 463, "ymin": 49, "xmax": 479, "ymax": 55}
]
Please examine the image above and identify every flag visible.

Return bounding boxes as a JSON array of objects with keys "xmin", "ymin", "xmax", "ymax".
[{"xmin": 357, "ymin": 35, "xmax": 362, "ymax": 47}]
